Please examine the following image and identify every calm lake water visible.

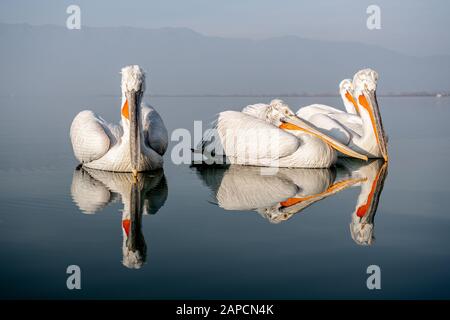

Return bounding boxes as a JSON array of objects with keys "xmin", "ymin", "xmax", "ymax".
[{"xmin": 1, "ymin": 95, "xmax": 450, "ymax": 299}]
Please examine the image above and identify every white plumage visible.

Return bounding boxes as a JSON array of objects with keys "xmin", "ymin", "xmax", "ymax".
[
  {"xmin": 121, "ymin": 65, "xmax": 146, "ymax": 93},
  {"xmin": 199, "ymin": 99, "xmax": 367, "ymax": 168},
  {"xmin": 70, "ymin": 65, "xmax": 168, "ymax": 172},
  {"xmin": 297, "ymin": 68, "xmax": 388, "ymax": 160}
]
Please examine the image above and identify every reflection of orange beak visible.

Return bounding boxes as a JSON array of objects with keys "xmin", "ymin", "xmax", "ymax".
[
  {"xmin": 122, "ymin": 219, "xmax": 131, "ymax": 236},
  {"xmin": 121, "ymin": 99, "xmax": 129, "ymax": 119},
  {"xmin": 280, "ymin": 197, "xmax": 304, "ymax": 207},
  {"xmin": 356, "ymin": 165, "xmax": 383, "ymax": 218},
  {"xmin": 280, "ymin": 178, "xmax": 367, "ymax": 208}
]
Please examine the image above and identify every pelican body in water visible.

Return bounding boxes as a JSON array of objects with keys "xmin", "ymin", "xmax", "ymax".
[
  {"xmin": 199, "ymin": 99, "xmax": 368, "ymax": 168},
  {"xmin": 70, "ymin": 65, "xmax": 168, "ymax": 174},
  {"xmin": 297, "ymin": 69, "xmax": 388, "ymax": 161}
]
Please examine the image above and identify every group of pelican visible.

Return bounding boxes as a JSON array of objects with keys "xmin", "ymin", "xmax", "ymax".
[
  {"xmin": 69, "ymin": 66, "xmax": 389, "ymax": 260},
  {"xmin": 199, "ymin": 68, "xmax": 387, "ymax": 168},
  {"xmin": 70, "ymin": 65, "xmax": 387, "ymax": 173}
]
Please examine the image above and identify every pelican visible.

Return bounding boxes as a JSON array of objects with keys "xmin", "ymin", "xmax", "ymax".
[
  {"xmin": 298, "ymin": 78, "xmax": 361, "ymax": 120},
  {"xmin": 337, "ymin": 159, "xmax": 388, "ymax": 245},
  {"xmin": 192, "ymin": 165, "xmax": 363, "ymax": 223},
  {"xmin": 71, "ymin": 167, "xmax": 168, "ymax": 268},
  {"xmin": 198, "ymin": 99, "xmax": 368, "ymax": 168},
  {"xmin": 297, "ymin": 68, "xmax": 388, "ymax": 161},
  {"xmin": 70, "ymin": 65, "xmax": 168, "ymax": 174}
]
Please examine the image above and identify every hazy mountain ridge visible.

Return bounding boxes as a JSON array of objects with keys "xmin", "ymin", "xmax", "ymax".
[{"xmin": 1, "ymin": 23, "xmax": 449, "ymax": 96}]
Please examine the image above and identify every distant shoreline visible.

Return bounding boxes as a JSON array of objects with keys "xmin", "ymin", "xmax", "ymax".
[
  {"xmin": 1, "ymin": 92, "xmax": 448, "ymax": 98},
  {"xmin": 148, "ymin": 92, "xmax": 450, "ymax": 98}
]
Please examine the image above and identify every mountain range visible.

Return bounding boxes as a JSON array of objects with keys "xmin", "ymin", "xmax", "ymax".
[{"xmin": 1, "ymin": 23, "xmax": 449, "ymax": 96}]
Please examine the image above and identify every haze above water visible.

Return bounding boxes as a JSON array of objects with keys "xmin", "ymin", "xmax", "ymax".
[{"xmin": 0, "ymin": 94, "xmax": 450, "ymax": 299}]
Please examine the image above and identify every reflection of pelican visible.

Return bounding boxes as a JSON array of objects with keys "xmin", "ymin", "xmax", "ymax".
[
  {"xmin": 297, "ymin": 69, "xmax": 388, "ymax": 161},
  {"xmin": 337, "ymin": 159, "xmax": 388, "ymax": 246},
  {"xmin": 198, "ymin": 99, "xmax": 367, "ymax": 168},
  {"xmin": 71, "ymin": 168, "xmax": 168, "ymax": 268},
  {"xmin": 192, "ymin": 165, "xmax": 363, "ymax": 223},
  {"xmin": 70, "ymin": 65, "xmax": 168, "ymax": 175}
]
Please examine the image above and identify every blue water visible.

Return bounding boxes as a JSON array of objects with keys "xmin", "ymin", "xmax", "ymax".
[{"xmin": 0, "ymin": 95, "xmax": 449, "ymax": 299}]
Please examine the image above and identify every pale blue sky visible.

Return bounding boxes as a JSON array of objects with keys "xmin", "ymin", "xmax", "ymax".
[{"xmin": 1, "ymin": 0, "xmax": 449, "ymax": 56}]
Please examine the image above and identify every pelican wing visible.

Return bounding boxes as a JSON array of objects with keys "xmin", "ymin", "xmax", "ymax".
[
  {"xmin": 194, "ymin": 118, "xmax": 229, "ymax": 166},
  {"xmin": 216, "ymin": 111, "xmax": 300, "ymax": 165},
  {"xmin": 141, "ymin": 104, "xmax": 168, "ymax": 156},
  {"xmin": 298, "ymin": 105, "xmax": 363, "ymax": 141},
  {"xmin": 241, "ymin": 103, "xmax": 269, "ymax": 119},
  {"xmin": 297, "ymin": 104, "xmax": 345, "ymax": 121},
  {"xmin": 300, "ymin": 112, "xmax": 353, "ymax": 146},
  {"xmin": 70, "ymin": 168, "xmax": 113, "ymax": 214},
  {"xmin": 278, "ymin": 168, "xmax": 335, "ymax": 195},
  {"xmin": 197, "ymin": 103, "xmax": 269, "ymax": 160},
  {"xmin": 329, "ymin": 113, "xmax": 363, "ymax": 136},
  {"xmin": 216, "ymin": 166, "xmax": 298, "ymax": 210},
  {"xmin": 70, "ymin": 110, "xmax": 112, "ymax": 164}
]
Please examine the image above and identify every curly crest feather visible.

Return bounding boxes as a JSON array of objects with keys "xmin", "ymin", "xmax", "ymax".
[{"xmin": 121, "ymin": 65, "xmax": 146, "ymax": 93}]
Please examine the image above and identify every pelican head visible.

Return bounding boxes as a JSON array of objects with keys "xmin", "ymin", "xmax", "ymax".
[
  {"xmin": 353, "ymin": 68, "xmax": 388, "ymax": 161},
  {"xmin": 265, "ymin": 99, "xmax": 297, "ymax": 126},
  {"xmin": 121, "ymin": 65, "xmax": 145, "ymax": 175},
  {"xmin": 266, "ymin": 99, "xmax": 368, "ymax": 161},
  {"xmin": 350, "ymin": 220, "xmax": 375, "ymax": 246},
  {"xmin": 339, "ymin": 79, "xmax": 353, "ymax": 92},
  {"xmin": 339, "ymin": 79, "xmax": 359, "ymax": 115}
]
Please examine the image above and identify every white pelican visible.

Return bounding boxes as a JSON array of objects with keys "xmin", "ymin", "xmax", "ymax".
[
  {"xmin": 337, "ymin": 159, "xmax": 388, "ymax": 245},
  {"xmin": 298, "ymin": 78, "xmax": 361, "ymax": 120},
  {"xmin": 199, "ymin": 99, "xmax": 368, "ymax": 168},
  {"xmin": 71, "ymin": 167, "xmax": 168, "ymax": 268},
  {"xmin": 297, "ymin": 69, "xmax": 388, "ymax": 161},
  {"xmin": 70, "ymin": 65, "xmax": 168, "ymax": 174},
  {"xmin": 192, "ymin": 165, "xmax": 363, "ymax": 223}
]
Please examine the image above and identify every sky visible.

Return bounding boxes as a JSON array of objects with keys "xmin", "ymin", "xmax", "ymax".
[{"xmin": 0, "ymin": 0, "xmax": 449, "ymax": 56}]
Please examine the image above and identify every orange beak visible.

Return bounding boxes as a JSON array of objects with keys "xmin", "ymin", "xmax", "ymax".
[
  {"xmin": 278, "ymin": 115, "xmax": 368, "ymax": 161},
  {"xmin": 345, "ymin": 91, "xmax": 360, "ymax": 115},
  {"xmin": 358, "ymin": 92, "xmax": 388, "ymax": 161},
  {"xmin": 121, "ymin": 99, "xmax": 129, "ymax": 119}
]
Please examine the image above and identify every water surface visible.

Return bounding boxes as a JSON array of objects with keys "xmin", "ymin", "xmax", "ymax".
[{"xmin": 0, "ymin": 95, "xmax": 449, "ymax": 299}]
